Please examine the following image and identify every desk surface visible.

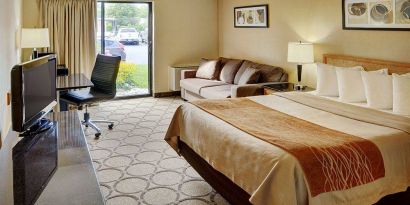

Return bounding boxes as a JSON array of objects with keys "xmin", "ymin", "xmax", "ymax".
[
  {"xmin": 57, "ymin": 73, "xmax": 94, "ymax": 90},
  {"xmin": 36, "ymin": 111, "xmax": 104, "ymax": 205}
]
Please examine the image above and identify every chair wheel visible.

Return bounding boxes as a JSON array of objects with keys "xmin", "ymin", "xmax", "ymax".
[
  {"xmin": 108, "ymin": 124, "xmax": 114, "ymax": 130},
  {"xmin": 95, "ymin": 133, "xmax": 101, "ymax": 139},
  {"xmin": 85, "ymin": 124, "xmax": 89, "ymax": 128}
]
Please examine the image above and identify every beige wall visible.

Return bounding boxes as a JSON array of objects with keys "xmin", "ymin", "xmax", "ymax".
[
  {"xmin": 153, "ymin": 0, "xmax": 219, "ymax": 93},
  {"xmin": 219, "ymin": 0, "xmax": 410, "ymax": 87},
  {"xmin": 0, "ymin": 0, "xmax": 22, "ymax": 204},
  {"xmin": 21, "ymin": 0, "xmax": 39, "ymax": 61},
  {"xmin": 22, "ymin": 0, "xmax": 219, "ymax": 93}
]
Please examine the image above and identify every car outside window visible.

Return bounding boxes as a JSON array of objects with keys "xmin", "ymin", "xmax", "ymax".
[
  {"xmin": 120, "ymin": 29, "xmax": 136, "ymax": 33},
  {"xmin": 105, "ymin": 40, "xmax": 114, "ymax": 46}
]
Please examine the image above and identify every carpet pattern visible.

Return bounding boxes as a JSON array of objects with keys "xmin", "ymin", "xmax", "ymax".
[{"xmin": 83, "ymin": 97, "xmax": 230, "ymax": 205}]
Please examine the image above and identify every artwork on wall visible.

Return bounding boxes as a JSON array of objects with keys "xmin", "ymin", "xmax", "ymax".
[
  {"xmin": 343, "ymin": 0, "xmax": 410, "ymax": 30},
  {"xmin": 234, "ymin": 5, "xmax": 269, "ymax": 28}
]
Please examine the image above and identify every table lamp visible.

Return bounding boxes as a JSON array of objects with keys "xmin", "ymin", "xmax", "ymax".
[
  {"xmin": 21, "ymin": 28, "xmax": 50, "ymax": 60},
  {"xmin": 287, "ymin": 41, "xmax": 314, "ymax": 90}
]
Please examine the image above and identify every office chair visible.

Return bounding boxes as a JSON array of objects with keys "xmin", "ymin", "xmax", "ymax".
[{"xmin": 60, "ymin": 54, "xmax": 121, "ymax": 139}]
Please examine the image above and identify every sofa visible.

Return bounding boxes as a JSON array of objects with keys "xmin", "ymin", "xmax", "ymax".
[{"xmin": 180, "ymin": 57, "xmax": 288, "ymax": 101}]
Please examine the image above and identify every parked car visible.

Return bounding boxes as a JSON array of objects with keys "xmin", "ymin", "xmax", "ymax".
[
  {"xmin": 103, "ymin": 39, "xmax": 127, "ymax": 61},
  {"xmin": 116, "ymin": 28, "xmax": 139, "ymax": 45}
]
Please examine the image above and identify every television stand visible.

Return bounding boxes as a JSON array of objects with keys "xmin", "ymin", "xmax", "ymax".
[
  {"xmin": 36, "ymin": 111, "xmax": 104, "ymax": 205},
  {"xmin": 13, "ymin": 111, "xmax": 104, "ymax": 205},
  {"xmin": 19, "ymin": 118, "xmax": 55, "ymax": 137}
]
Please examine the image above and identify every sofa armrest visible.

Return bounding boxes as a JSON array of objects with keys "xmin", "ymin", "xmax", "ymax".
[
  {"xmin": 181, "ymin": 70, "xmax": 197, "ymax": 80},
  {"xmin": 230, "ymin": 84, "xmax": 260, "ymax": 98},
  {"xmin": 231, "ymin": 82, "xmax": 278, "ymax": 98}
]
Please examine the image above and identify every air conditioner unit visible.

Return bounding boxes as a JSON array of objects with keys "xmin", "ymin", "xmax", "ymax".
[{"xmin": 168, "ymin": 65, "xmax": 198, "ymax": 91}]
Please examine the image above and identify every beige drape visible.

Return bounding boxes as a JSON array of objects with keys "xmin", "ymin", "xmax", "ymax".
[{"xmin": 38, "ymin": 0, "xmax": 97, "ymax": 77}]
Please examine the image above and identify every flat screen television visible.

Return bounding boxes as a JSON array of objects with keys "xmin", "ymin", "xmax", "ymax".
[{"xmin": 11, "ymin": 55, "xmax": 57, "ymax": 133}]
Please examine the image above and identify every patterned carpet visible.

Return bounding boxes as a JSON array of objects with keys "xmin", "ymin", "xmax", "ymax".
[{"xmin": 82, "ymin": 97, "xmax": 230, "ymax": 205}]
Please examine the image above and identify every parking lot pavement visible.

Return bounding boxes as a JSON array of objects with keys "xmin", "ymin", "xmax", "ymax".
[{"xmin": 124, "ymin": 44, "xmax": 149, "ymax": 65}]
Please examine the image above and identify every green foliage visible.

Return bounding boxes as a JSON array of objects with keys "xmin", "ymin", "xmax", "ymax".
[
  {"xmin": 134, "ymin": 64, "xmax": 148, "ymax": 88},
  {"xmin": 105, "ymin": 23, "xmax": 113, "ymax": 32},
  {"xmin": 135, "ymin": 22, "xmax": 147, "ymax": 32},
  {"xmin": 117, "ymin": 62, "xmax": 148, "ymax": 90},
  {"xmin": 105, "ymin": 4, "xmax": 148, "ymax": 33}
]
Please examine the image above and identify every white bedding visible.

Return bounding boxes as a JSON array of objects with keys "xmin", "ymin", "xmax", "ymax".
[
  {"xmin": 173, "ymin": 93, "xmax": 410, "ymax": 205},
  {"xmin": 307, "ymin": 91, "xmax": 410, "ymax": 118}
]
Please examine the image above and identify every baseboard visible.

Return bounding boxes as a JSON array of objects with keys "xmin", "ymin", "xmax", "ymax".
[{"xmin": 153, "ymin": 91, "xmax": 181, "ymax": 98}]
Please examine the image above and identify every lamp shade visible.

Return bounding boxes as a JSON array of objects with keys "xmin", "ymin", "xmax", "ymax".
[
  {"xmin": 287, "ymin": 42, "xmax": 314, "ymax": 64},
  {"xmin": 21, "ymin": 28, "xmax": 50, "ymax": 49}
]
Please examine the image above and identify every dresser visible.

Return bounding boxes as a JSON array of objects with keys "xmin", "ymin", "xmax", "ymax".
[{"xmin": 35, "ymin": 111, "xmax": 104, "ymax": 205}]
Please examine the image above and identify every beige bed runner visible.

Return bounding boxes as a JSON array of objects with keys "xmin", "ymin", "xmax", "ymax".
[{"xmin": 181, "ymin": 97, "xmax": 385, "ymax": 197}]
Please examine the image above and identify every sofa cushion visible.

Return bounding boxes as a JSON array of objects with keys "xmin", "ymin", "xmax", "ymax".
[
  {"xmin": 219, "ymin": 58, "xmax": 244, "ymax": 84},
  {"xmin": 200, "ymin": 85, "xmax": 232, "ymax": 99},
  {"xmin": 196, "ymin": 58, "xmax": 220, "ymax": 80},
  {"xmin": 257, "ymin": 64, "xmax": 285, "ymax": 83},
  {"xmin": 234, "ymin": 60, "xmax": 260, "ymax": 84},
  {"xmin": 180, "ymin": 78, "xmax": 227, "ymax": 95},
  {"xmin": 238, "ymin": 67, "xmax": 260, "ymax": 85}
]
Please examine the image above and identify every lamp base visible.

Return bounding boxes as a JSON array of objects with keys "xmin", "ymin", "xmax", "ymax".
[
  {"xmin": 31, "ymin": 50, "xmax": 39, "ymax": 60},
  {"xmin": 297, "ymin": 64, "xmax": 302, "ymax": 83},
  {"xmin": 295, "ymin": 64, "xmax": 306, "ymax": 91},
  {"xmin": 294, "ymin": 83, "xmax": 307, "ymax": 91}
]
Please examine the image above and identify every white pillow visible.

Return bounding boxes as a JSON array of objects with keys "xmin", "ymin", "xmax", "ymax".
[
  {"xmin": 196, "ymin": 59, "xmax": 219, "ymax": 80},
  {"xmin": 361, "ymin": 71, "xmax": 392, "ymax": 109},
  {"xmin": 316, "ymin": 63, "xmax": 339, "ymax": 96},
  {"xmin": 335, "ymin": 66, "xmax": 366, "ymax": 102},
  {"xmin": 393, "ymin": 73, "xmax": 410, "ymax": 116}
]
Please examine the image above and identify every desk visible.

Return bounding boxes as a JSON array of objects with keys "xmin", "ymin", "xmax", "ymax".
[
  {"xmin": 57, "ymin": 73, "xmax": 94, "ymax": 90},
  {"xmin": 35, "ymin": 111, "xmax": 104, "ymax": 205},
  {"xmin": 57, "ymin": 74, "xmax": 94, "ymax": 111}
]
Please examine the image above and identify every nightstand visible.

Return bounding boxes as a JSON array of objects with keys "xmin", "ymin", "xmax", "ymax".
[{"xmin": 263, "ymin": 83, "xmax": 314, "ymax": 95}]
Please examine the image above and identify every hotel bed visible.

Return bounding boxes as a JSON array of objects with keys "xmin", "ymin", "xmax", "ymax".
[{"xmin": 165, "ymin": 54, "xmax": 410, "ymax": 205}]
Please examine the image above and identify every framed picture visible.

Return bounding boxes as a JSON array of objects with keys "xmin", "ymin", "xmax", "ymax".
[
  {"xmin": 343, "ymin": 0, "xmax": 410, "ymax": 31},
  {"xmin": 234, "ymin": 5, "xmax": 269, "ymax": 28}
]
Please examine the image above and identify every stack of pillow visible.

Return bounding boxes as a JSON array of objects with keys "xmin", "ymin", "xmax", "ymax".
[
  {"xmin": 316, "ymin": 63, "xmax": 410, "ymax": 116},
  {"xmin": 196, "ymin": 58, "xmax": 273, "ymax": 85}
]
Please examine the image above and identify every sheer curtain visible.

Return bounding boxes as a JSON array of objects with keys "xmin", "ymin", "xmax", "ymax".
[{"xmin": 38, "ymin": 0, "xmax": 97, "ymax": 77}]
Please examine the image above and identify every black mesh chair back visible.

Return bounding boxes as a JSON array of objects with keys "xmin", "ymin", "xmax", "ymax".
[{"xmin": 90, "ymin": 54, "xmax": 121, "ymax": 97}]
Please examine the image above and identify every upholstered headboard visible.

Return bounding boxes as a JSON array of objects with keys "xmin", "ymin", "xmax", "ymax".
[{"xmin": 323, "ymin": 54, "xmax": 410, "ymax": 74}]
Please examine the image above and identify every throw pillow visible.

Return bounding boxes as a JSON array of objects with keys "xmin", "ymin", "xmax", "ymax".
[
  {"xmin": 219, "ymin": 59, "xmax": 243, "ymax": 84},
  {"xmin": 238, "ymin": 67, "xmax": 260, "ymax": 85},
  {"xmin": 195, "ymin": 59, "xmax": 220, "ymax": 80},
  {"xmin": 234, "ymin": 60, "xmax": 258, "ymax": 84}
]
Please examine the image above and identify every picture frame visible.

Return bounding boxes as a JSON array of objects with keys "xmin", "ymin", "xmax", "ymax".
[
  {"xmin": 234, "ymin": 5, "xmax": 269, "ymax": 28},
  {"xmin": 342, "ymin": 0, "xmax": 410, "ymax": 31}
]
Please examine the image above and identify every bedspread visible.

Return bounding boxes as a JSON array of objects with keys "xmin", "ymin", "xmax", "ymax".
[{"xmin": 165, "ymin": 92, "xmax": 410, "ymax": 205}]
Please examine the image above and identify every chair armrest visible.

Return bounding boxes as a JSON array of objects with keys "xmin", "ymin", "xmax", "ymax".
[
  {"xmin": 181, "ymin": 69, "xmax": 197, "ymax": 80},
  {"xmin": 231, "ymin": 83, "xmax": 274, "ymax": 98}
]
